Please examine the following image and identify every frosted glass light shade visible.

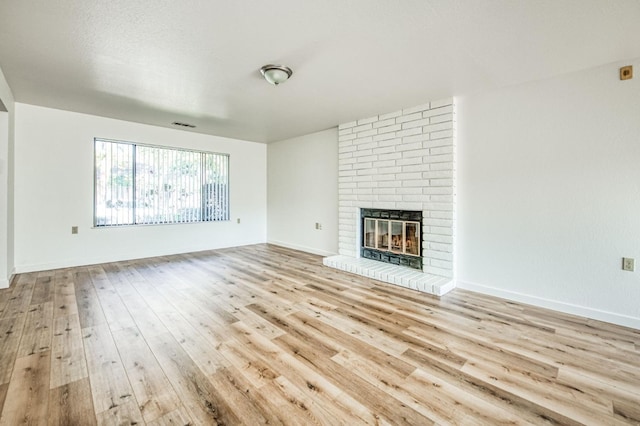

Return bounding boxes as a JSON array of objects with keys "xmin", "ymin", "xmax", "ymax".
[{"xmin": 260, "ymin": 65, "xmax": 293, "ymax": 85}]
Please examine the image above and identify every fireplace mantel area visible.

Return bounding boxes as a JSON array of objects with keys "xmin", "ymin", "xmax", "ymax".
[{"xmin": 324, "ymin": 98, "xmax": 456, "ymax": 296}]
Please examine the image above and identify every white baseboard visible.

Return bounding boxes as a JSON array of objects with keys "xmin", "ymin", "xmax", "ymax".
[
  {"xmin": 13, "ymin": 240, "xmax": 266, "ymax": 274},
  {"xmin": 457, "ymin": 280, "xmax": 640, "ymax": 330},
  {"xmin": 267, "ymin": 240, "xmax": 337, "ymax": 257},
  {"xmin": 0, "ymin": 278, "xmax": 9, "ymax": 289}
]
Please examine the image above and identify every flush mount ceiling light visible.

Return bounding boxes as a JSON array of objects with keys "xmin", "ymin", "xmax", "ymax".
[{"xmin": 260, "ymin": 64, "xmax": 293, "ymax": 85}]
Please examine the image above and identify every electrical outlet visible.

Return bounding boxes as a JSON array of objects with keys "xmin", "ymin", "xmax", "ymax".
[
  {"xmin": 622, "ymin": 257, "xmax": 635, "ymax": 271},
  {"xmin": 71, "ymin": 226, "xmax": 78, "ymax": 234},
  {"xmin": 315, "ymin": 222, "xmax": 322, "ymax": 230},
  {"xmin": 620, "ymin": 65, "xmax": 633, "ymax": 80}
]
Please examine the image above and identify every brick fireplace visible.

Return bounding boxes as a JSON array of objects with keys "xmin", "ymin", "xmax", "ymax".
[{"xmin": 324, "ymin": 98, "xmax": 456, "ymax": 296}]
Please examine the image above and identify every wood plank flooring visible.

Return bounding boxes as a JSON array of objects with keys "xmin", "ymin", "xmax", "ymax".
[{"xmin": 0, "ymin": 244, "xmax": 639, "ymax": 425}]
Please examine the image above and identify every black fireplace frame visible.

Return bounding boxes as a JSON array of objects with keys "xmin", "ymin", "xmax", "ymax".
[{"xmin": 360, "ymin": 208, "xmax": 423, "ymax": 270}]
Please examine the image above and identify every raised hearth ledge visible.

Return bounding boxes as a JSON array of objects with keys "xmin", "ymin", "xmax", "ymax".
[{"xmin": 323, "ymin": 255, "xmax": 456, "ymax": 297}]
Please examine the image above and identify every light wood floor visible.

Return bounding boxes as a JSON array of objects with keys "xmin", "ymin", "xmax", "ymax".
[{"xmin": 0, "ymin": 244, "xmax": 638, "ymax": 425}]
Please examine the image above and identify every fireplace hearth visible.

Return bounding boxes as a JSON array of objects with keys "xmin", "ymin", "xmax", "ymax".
[{"xmin": 361, "ymin": 209, "xmax": 422, "ymax": 270}]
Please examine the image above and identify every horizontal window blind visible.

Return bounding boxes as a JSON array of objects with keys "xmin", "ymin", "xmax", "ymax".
[{"xmin": 94, "ymin": 139, "xmax": 229, "ymax": 226}]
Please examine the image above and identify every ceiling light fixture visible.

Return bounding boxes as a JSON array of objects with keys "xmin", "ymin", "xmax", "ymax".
[{"xmin": 260, "ymin": 64, "xmax": 293, "ymax": 85}]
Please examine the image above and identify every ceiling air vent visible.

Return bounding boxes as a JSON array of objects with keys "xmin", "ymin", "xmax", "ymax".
[{"xmin": 171, "ymin": 121, "xmax": 196, "ymax": 128}]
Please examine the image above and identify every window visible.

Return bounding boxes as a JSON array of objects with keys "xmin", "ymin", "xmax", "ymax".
[{"xmin": 94, "ymin": 138, "xmax": 229, "ymax": 226}]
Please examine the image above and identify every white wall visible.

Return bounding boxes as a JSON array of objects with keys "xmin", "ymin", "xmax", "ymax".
[
  {"xmin": 457, "ymin": 58, "xmax": 640, "ymax": 328},
  {"xmin": 0, "ymin": 66, "xmax": 15, "ymax": 287},
  {"xmin": 14, "ymin": 104, "xmax": 267, "ymax": 272},
  {"xmin": 267, "ymin": 128, "xmax": 338, "ymax": 256}
]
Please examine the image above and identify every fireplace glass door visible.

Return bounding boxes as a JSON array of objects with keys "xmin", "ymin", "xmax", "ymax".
[{"xmin": 363, "ymin": 218, "xmax": 420, "ymax": 257}]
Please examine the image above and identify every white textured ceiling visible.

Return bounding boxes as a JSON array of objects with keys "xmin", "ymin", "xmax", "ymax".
[{"xmin": 1, "ymin": 0, "xmax": 639, "ymax": 143}]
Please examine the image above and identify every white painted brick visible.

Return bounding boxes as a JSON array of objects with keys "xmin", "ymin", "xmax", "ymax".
[
  {"xmin": 338, "ymin": 188, "xmax": 353, "ymax": 195},
  {"xmin": 429, "ymin": 178, "xmax": 454, "ymax": 187},
  {"xmin": 395, "ymin": 202, "xmax": 423, "ymax": 210},
  {"xmin": 402, "ymin": 194, "xmax": 431, "ymax": 202},
  {"xmin": 372, "ymin": 174, "xmax": 396, "ymax": 181},
  {"xmin": 358, "ymin": 181, "xmax": 378, "ymax": 188},
  {"xmin": 430, "ymin": 195, "xmax": 454, "ymax": 203},
  {"xmin": 377, "ymin": 137, "xmax": 402, "ymax": 146},
  {"xmin": 424, "ymin": 234, "xmax": 453, "ymax": 244},
  {"xmin": 423, "ymin": 122, "xmax": 453, "ymax": 134},
  {"xmin": 425, "ymin": 202, "xmax": 453, "ymax": 211},
  {"xmin": 354, "ymin": 136, "xmax": 373, "ymax": 145},
  {"xmin": 352, "ymin": 175, "xmax": 372, "ymax": 182},
  {"xmin": 424, "ymin": 218, "xmax": 453, "ymax": 227},
  {"xmin": 428, "ymin": 251, "xmax": 453, "ymax": 261},
  {"xmin": 422, "ymin": 170, "xmax": 453, "ymax": 179},
  {"xmin": 397, "ymin": 187, "xmax": 423, "ymax": 195},
  {"xmin": 430, "ymin": 162, "xmax": 454, "ymax": 171},
  {"xmin": 358, "ymin": 142, "xmax": 378, "ymax": 150},
  {"xmin": 430, "ymin": 226, "xmax": 453, "ymax": 236},
  {"xmin": 341, "ymin": 158, "xmax": 357, "ymax": 164},
  {"xmin": 357, "ymin": 194, "xmax": 376, "ymax": 201},
  {"xmin": 430, "ymin": 113, "xmax": 453, "ymax": 124},
  {"xmin": 431, "ymin": 97, "xmax": 453, "ymax": 108},
  {"xmin": 357, "ymin": 115, "xmax": 379, "ymax": 125},
  {"xmin": 338, "ymin": 128, "xmax": 353, "ymax": 136},
  {"xmin": 358, "ymin": 128, "xmax": 378, "ymax": 138},
  {"xmin": 402, "ymin": 180, "xmax": 427, "ymax": 187},
  {"xmin": 403, "ymin": 148, "xmax": 430, "ymax": 158},
  {"xmin": 376, "ymin": 187, "xmax": 398, "ymax": 195},
  {"xmin": 378, "ymin": 181, "xmax": 400, "ymax": 188},
  {"xmin": 403, "ymin": 103, "xmax": 431, "ymax": 115},
  {"xmin": 403, "ymin": 164, "xmax": 430, "ymax": 173},
  {"xmin": 396, "ymin": 171, "xmax": 422, "ymax": 180},
  {"xmin": 374, "ymin": 159, "xmax": 396, "ymax": 168},
  {"xmin": 356, "ymin": 168, "xmax": 379, "ymax": 176},
  {"xmin": 428, "ymin": 242, "xmax": 453, "ymax": 252},
  {"xmin": 338, "ymin": 164, "xmax": 353, "ymax": 171},
  {"xmin": 338, "ymin": 170, "xmax": 357, "ymax": 177},
  {"xmin": 372, "ymin": 146, "xmax": 396, "ymax": 155},
  {"xmin": 378, "ymin": 194, "xmax": 403, "ymax": 202},
  {"xmin": 424, "ymin": 154, "xmax": 453, "ymax": 163},
  {"xmin": 338, "ymin": 182, "xmax": 357, "ymax": 189},
  {"xmin": 353, "ymin": 150, "xmax": 373, "ymax": 159},
  {"xmin": 339, "ymin": 145, "xmax": 356, "ymax": 153},
  {"xmin": 430, "ymin": 211, "xmax": 454, "ymax": 220},
  {"xmin": 424, "ymin": 138, "xmax": 453, "ymax": 149},
  {"xmin": 402, "ymin": 133, "xmax": 430, "ymax": 144},
  {"xmin": 379, "ymin": 110, "xmax": 402, "ymax": 120},
  {"xmin": 396, "ymin": 112, "xmax": 422, "ymax": 124},
  {"xmin": 396, "ymin": 128, "xmax": 422, "ymax": 138},
  {"xmin": 372, "ymin": 118, "xmax": 396, "ymax": 128},
  {"xmin": 377, "ymin": 166, "xmax": 402, "ymax": 174},
  {"xmin": 402, "ymin": 118, "xmax": 430, "ymax": 130},
  {"xmin": 395, "ymin": 141, "xmax": 423, "ymax": 152},
  {"xmin": 353, "ymin": 162, "xmax": 373, "ymax": 170},
  {"xmin": 339, "ymin": 133, "xmax": 357, "ymax": 141},
  {"xmin": 430, "ymin": 129, "xmax": 454, "ymax": 140},
  {"xmin": 423, "ymin": 105, "xmax": 453, "ymax": 118},
  {"xmin": 338, "ymin": 152, "xmax": 353, "ymax": 160},
  {"xmin": 430, "ymin": 146, "xmax": 454, "ymax": 155},
  {"xmin": 424, "ymin": 266, "xmax": 453, "ymax": 278},
  {"xmin": 430, "ymin": 259, "xmax": 453, "ymax": 269},
  {"xmin": 378, "ymin": 152, "xmax": 401, "ymax": 161},
  {"xmin": 397, "ymin": 157, "xmax": 424, "ymax": 166},
  {"xmin": 376, "ymin": 124, "xmax": 401, "ymax": 135},
  {"xmin": 339, "ymin": 121, "xmax": 357, "ymax": 129},
  {"xmin": 424, "ymin": 187, "xmax": 453, "ymax": 195},
  {"xmin": 357, "ymin": 155, "xmax": 377, "ymax": 163},
  {"xmin": 352, "ymin": 123, "xmax": 373, "ymax": 133}
]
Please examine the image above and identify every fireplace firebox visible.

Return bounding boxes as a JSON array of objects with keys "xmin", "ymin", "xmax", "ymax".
[{"xmin": 361, "ymin": 209, "xmax": 422, "ymax": 270}]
